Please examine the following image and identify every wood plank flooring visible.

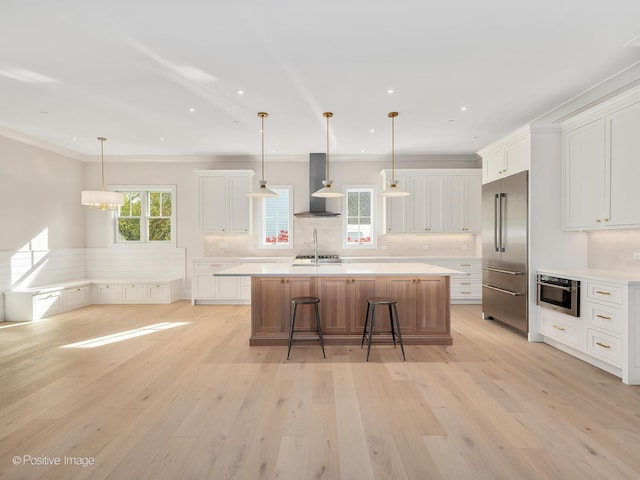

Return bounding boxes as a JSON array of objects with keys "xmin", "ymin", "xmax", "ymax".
[{"xmin": 0, "ymin": 301, "xmax": 639, "ymax": 479}]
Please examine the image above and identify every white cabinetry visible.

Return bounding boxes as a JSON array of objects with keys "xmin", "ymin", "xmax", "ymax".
[
  {"xmin": 479, "ymin": 128, "xmax": 530, "ymax": 184},
  {"xmin": 442, "ymin": 260, "xmax": 481, "ymax": 303},
  {"xmin": 562, "ymin": 87, "xmax": 640, "ymax": 230},
  {"xmin": 381, "ymin": 169, "xmax": 481, "ymax": 234},
  {"xmin": 197, "ymin": 170, "xmax": 255, "ymax": 234},
  {"xmin": 192, "ymin": 260, "xmax": 251, "ymax": 305},
  {"xmin": 447, "ymin": 173, "xmax": 482, "ymax": 233},
  {"xmin": 5, "ymin": 283, "xmax": 91, "ymax": 321},
  {"xmin": 94, "ymin": 280, "xmax": 180, "ymax": 305},
  {"xmin": 539, "ymin": 270, "xmax": 640, "ymax": 385},
  {"xmin": 410, "ymin": 174, "xmax": 445, "ymax": 233}
]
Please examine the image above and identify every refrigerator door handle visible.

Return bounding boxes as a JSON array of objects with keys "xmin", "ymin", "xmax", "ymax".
[
  {"xmin": 499, "ymin": 192, "xmax": 506, "ymax": 252},
  {"xmin": 482, "ymin": 284, "xmax": 524, "ymax": 296},
  {"xmin": 494, "ymin": 193, "xmax": 499, "ymax": 252}
]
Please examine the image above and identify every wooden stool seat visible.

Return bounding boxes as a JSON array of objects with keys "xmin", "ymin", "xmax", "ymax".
[
  {"xmin": 288, "ymin": 296, "xmax": 326, "ymax": 360},
  {"xmin": 361, "ymin": 297, "xmax": 406, "ymax": 361}
]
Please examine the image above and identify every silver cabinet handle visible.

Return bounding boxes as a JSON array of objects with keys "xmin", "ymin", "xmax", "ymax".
[{"xmin": 483, "ymin": 267, "xmax": 525, "ymax": 275}]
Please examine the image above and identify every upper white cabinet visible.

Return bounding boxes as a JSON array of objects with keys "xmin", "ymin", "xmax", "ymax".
[
  {"xmin": 197, "ymin": 170, "xmax": 255, "ymax": 234},
  {"xmin": 479, "ymin": 127, "xmax": 530, "ymax": 184},
  {"xmin": 562, "ymin": 87, "xmax": 640, "ymax": 230},
  {"xmin": 410, "ymin": 174, "xmax": 445, "ymax": 233},
  {"xmin": 447, "ymin": 172, "xmax": 482, "ymax": 233},
  {"xmin": 381, "ymin": 169, "xmax": 481, "ymax": 234}
]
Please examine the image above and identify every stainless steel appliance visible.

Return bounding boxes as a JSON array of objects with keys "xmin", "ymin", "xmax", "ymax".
[
  {"xmin": 536, "ymin": 274, "xmax": 580, "ymax": 317},
  {"xmin": 482, "ymin": 171, "xmax": 528, "ymax": 335},
  {"xmin": 293, "ymin": 255, "xmax": 342, "ymax": 265}
]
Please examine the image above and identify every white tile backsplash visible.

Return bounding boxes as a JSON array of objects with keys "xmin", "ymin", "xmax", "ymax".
[{"xmin": 588, "ymin": 229, "xmax": 640, "ymax": 272}]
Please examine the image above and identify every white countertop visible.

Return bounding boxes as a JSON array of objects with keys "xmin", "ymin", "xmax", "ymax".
[
  {"xmin": 537, "ymin": 268, "xmax": 640, "ymax": 285},
  {"xmin": 215, "ymin": 262, "xmax": 463, "ymax": 277}
]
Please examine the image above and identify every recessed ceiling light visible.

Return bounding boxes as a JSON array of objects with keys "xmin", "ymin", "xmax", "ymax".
[
  {"xmin": 271, "ymin": 149, "xmax": 276, "ymax": 153},
  {"xmin": 237, "ymin": 90, "xmax": 244, "ymax": 95},
  {"xmin": 361, "ymin": 149, "xmax": 365, "ymax": 153},
  {"xmin": 160, "ymin": 137, "xmax": 165, "ymax": 141},
  {"xmin": 72, "ymin": 137, "xmax": 77, "ymax": 141},
  {"xmin": 461, "ymin": 106, "xmax": 468, "ymax": 111},
  {"xmin": 188, "ymin": 107, "xmax": 195, "ymax": 112},
  {"xmin": 387, "ymin": 89, "xmax": 394, "ymax": 94},
  {"xmin": 369, "ymin": 128, "xmax": 375, "ymax": 133}
]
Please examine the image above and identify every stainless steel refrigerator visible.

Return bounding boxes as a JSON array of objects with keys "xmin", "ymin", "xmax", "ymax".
[{"xmin": 482, "ymin": 170, "xmax": 528, "ymax": 335}]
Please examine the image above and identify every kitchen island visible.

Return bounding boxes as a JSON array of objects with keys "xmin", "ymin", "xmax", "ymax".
[{"xmin": 216, "ymin": 262, "xmax": 462, "ymax": 346}]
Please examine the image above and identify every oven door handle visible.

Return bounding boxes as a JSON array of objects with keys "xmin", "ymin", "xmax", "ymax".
[
  {"xmin": 482, "ymin": 284, "xmax": 524, "ymax": 296},
  {"xmin": 536, "ymin": 281, "xmax": 573, "ymax": 292}
]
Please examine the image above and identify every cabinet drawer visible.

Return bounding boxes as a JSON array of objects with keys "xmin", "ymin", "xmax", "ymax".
[
  {"xmin": 443, "ymin": 261, "xmax": 481, "ymax": 275},
  {"xmin": 539, "ymin": 308, "xmax": 585, "ymax": 350},
  {"xmin": 587, "ymin": 328, "xmax": 622, "ymax": 366},
  {"xmin": 586, "ymin": 302, "xmax": 623, "ymax": 335},
  {"xmin": 586, "ymin": 282, "xmax": 623, "ymax": 305},
  {"xmin": 451, "ymin": 287, "xmax": 482, "ymax": 298},
  {"xmin": 194, "ymin": 262, "xmax": 230, "ymax": 272},
  {"xmin": 147, "ymin": 284, "xmax": 170, "ymax": 302},
  {"xmin": 64, "ymin": 286, "xmax": 90, "ymax": 309},
  {"xmin": 34, "ymin": 291, "xmax": 63, "ymax": 319},
  {"xmin": 122, "ymin": 284, "xmax": 147, "ymax": 302}
]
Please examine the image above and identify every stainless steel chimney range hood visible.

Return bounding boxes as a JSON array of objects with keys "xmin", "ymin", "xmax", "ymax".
[{"xmin": 294, "ymin": 153, "xmax": 340, "ymax": 217}]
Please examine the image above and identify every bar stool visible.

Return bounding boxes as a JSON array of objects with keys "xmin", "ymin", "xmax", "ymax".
[
  {"xmin": 361, "ymin": 297, "xmax": 406, "ymax": 361},
  {"xmin": 287, "ymin": 296, "xmax": 326, "ymax": 360}
]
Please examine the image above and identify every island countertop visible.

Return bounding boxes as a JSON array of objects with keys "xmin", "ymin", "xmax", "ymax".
[{"xmin": 215, "ymin": 262, "xmax": 463, "ymax": 277}]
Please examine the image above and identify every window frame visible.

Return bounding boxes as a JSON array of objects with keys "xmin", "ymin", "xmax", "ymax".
[
  {"xmin": 259, "ymin": 185, "xmax": 293, "ymax": 250},
  {"xmin": 343, "ymin": 185, "xmax": 377, "ymax": 248},
  {"xmin": 110, "ymin": 185, "xmax": 176, "ymax": 246}
]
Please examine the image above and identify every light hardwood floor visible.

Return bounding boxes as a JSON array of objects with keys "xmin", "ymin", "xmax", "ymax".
[{"xmin": 1, "ymin": 301, "xmax": 639, "ymax": 479}]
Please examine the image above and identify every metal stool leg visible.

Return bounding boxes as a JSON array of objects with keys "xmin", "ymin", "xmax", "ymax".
[
  {"xmin": 361, "ymin": 301, "xmax": 370, "ymax": 347},
  {"xmin": 366, "ymin": 304, "xmax": 376, "ymax": 361},
  {"xmin": 287, "ymin": 303, "xmax": 297, "ymax": 360},
  {"xmin": 388, "ymin": 304, "xmax": 397, "ymax": 347},
  {"xmin": 314, "ymin": 302, "xmax": 326, "ymax": 359},
  {"xmin": 391, "ymin": 303, "xmax": 406, "ymax": 361}
]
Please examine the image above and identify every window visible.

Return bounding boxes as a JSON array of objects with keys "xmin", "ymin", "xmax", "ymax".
[
  {"xmin": 114, "ymin": 186, "xmax": 175, "ymax": 244},
  {"xmin": 261, "ymin": 187, "xmax": 292, "ymax": 248},
  {"xmin": 344, "ymin": 187, "xmax": 375, "ymax": 247}
]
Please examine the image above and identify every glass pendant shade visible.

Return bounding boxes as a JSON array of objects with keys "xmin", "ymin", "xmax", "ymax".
[
  {"xmin": 312, "ymin": 111, "xmax": 343, "ymax": 198},
  {"xmin": 247, "ymin": 112, "xmax": 278, "ymax": 198},
  {"xmin": 81, "ymin": 136, "xmax": 124, "ymax": 210},
  {"xmin": 380, "ymin": 111, "xmax": 410, "ymax": 197}
]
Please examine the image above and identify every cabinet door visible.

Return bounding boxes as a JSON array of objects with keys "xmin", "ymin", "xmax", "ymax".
[
  {"xmin": 148, "ymin": 284, "xmax": 170, "ymax": 303},
  {"xmin": 504, "ymin": 137, "xmax": 529, "ymax": 177},
  {"xmin": 194, "ymin": 272, "xmax": 216, "ymax": 299},
  {"xmin": 252, "ymin": 277, "xmax": 288, "ymax": 334},
  {"xmin": 608, "ymin": 101, "xmax": 640, "ymax": 226},
  {"xmin": 447, "ymin": 174, "xmax": 481, "ymax": 233},
  {"xmin": 415, "ymin": 277, "xmax": 449, "ymax": 335},
  {"xmin": 199, "ymin": 176, "xmax": 227, "ymax": 233},
  {"xmin": 384, "ymin": 173, "xmax": 409, "ymax": 233},
  {"xmin": 410, "ymin": 175, "xmax": 445, "ymax": 233},
  {"xmin": 228, "ymin": 175, "xmax": 251, "ymax": 233},
  {"xmin": 319, "ymin": 277, "xmax": 353, "ymax": 334},
  {"xmin": 564, "ymin": 118, "xmax": 607, "ymax": 229},
  {"xmin": 34, "ymin": 291, "xmax": 63, "ymax": 319},
  {"xmin": 350, "ymin": 277, "xmax": 381, "ymax": 334},
  {"xmin": 385, "ymin": 277, "xmax": 417, "ymax": 333},
  {"xmin": 96, "ymin": 284, "xmax": 121, "ymax": 304},
  {"xmin": 483, "ymin": 148, "xmax": 505, "ymax": 183},
  {"xmin": 216, "ymin": 276, "xmax": 239, "ymax": 299},
  {"xmin": 122, "ymin": 284, "xmax": 146, "ymax": 302}
]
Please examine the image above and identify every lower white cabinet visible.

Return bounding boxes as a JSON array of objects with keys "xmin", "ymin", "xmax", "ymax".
[
  {"xmin": 94, "ymin": 279, "xmax": 180, "ymax": 305},
  {"xmin": 5, "ymin": 283, "xmax": 91, "ymax": 321},
  {"xmin": 538, "ymin": 273, "xmax": 640, "ymax": 385},
  {"xmin": 192, "ymin": 260, "xmax": 250, "ymax": 305},
  {"xmin": 438, "ymin": 260, "xmax": 482, "ymax": 304}
]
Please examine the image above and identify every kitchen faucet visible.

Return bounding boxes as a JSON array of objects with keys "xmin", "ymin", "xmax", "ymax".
[{"xmin": 313, "ymin": 228, "xmax": 318, "ymax": 266}]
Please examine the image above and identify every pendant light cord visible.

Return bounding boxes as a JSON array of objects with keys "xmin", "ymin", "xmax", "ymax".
[
  {"xmin": 98, "ymin": 136, "xmax": 107, "ymax": 191},
  {"xmin": 388, "ymin": 112, "xmax": 398, "ymax": 180},
  {"xmin": 323, "ymin": 112, "xmax": 332, "ymax": 181},
  {"xmin": 261, "ymin": 114, "xmax": 265, "ymax": 181}
]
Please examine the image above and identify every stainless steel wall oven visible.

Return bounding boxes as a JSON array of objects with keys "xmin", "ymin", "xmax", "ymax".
[{"xmin": 536, "ymin": 274, "xmax": 580, "ymax": 317}]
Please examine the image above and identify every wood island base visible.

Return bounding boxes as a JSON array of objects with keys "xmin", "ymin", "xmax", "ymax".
[{"xmin": 250, "ymin": 275, "xmax": 452, "ymax": 347}]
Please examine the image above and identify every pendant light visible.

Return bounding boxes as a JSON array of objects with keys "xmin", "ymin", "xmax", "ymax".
[
  {"xmin": 312, "ymin": 111, "xmax": 343, "ymax": 198},
  {"xmin": 247, "ymin": 112, "xmax": 278, "ymax": 198},
  {"xmin": 380, "ymin": 112, "xmax": 410, "ymax": 197},
  {"xmin": 81, "ymin": 136, "xmax": 125, "ymax": 210}
]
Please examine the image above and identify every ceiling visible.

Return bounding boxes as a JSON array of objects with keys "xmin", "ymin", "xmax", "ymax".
[{"xmin": 1, "ymin": 0, "xmax": 639, "ymax": 160}]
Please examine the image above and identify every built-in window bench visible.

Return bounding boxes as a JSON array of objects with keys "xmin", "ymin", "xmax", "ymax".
[{"xmin": 4, "ymin": 278, "xmax": 182, "ymax": 322}]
